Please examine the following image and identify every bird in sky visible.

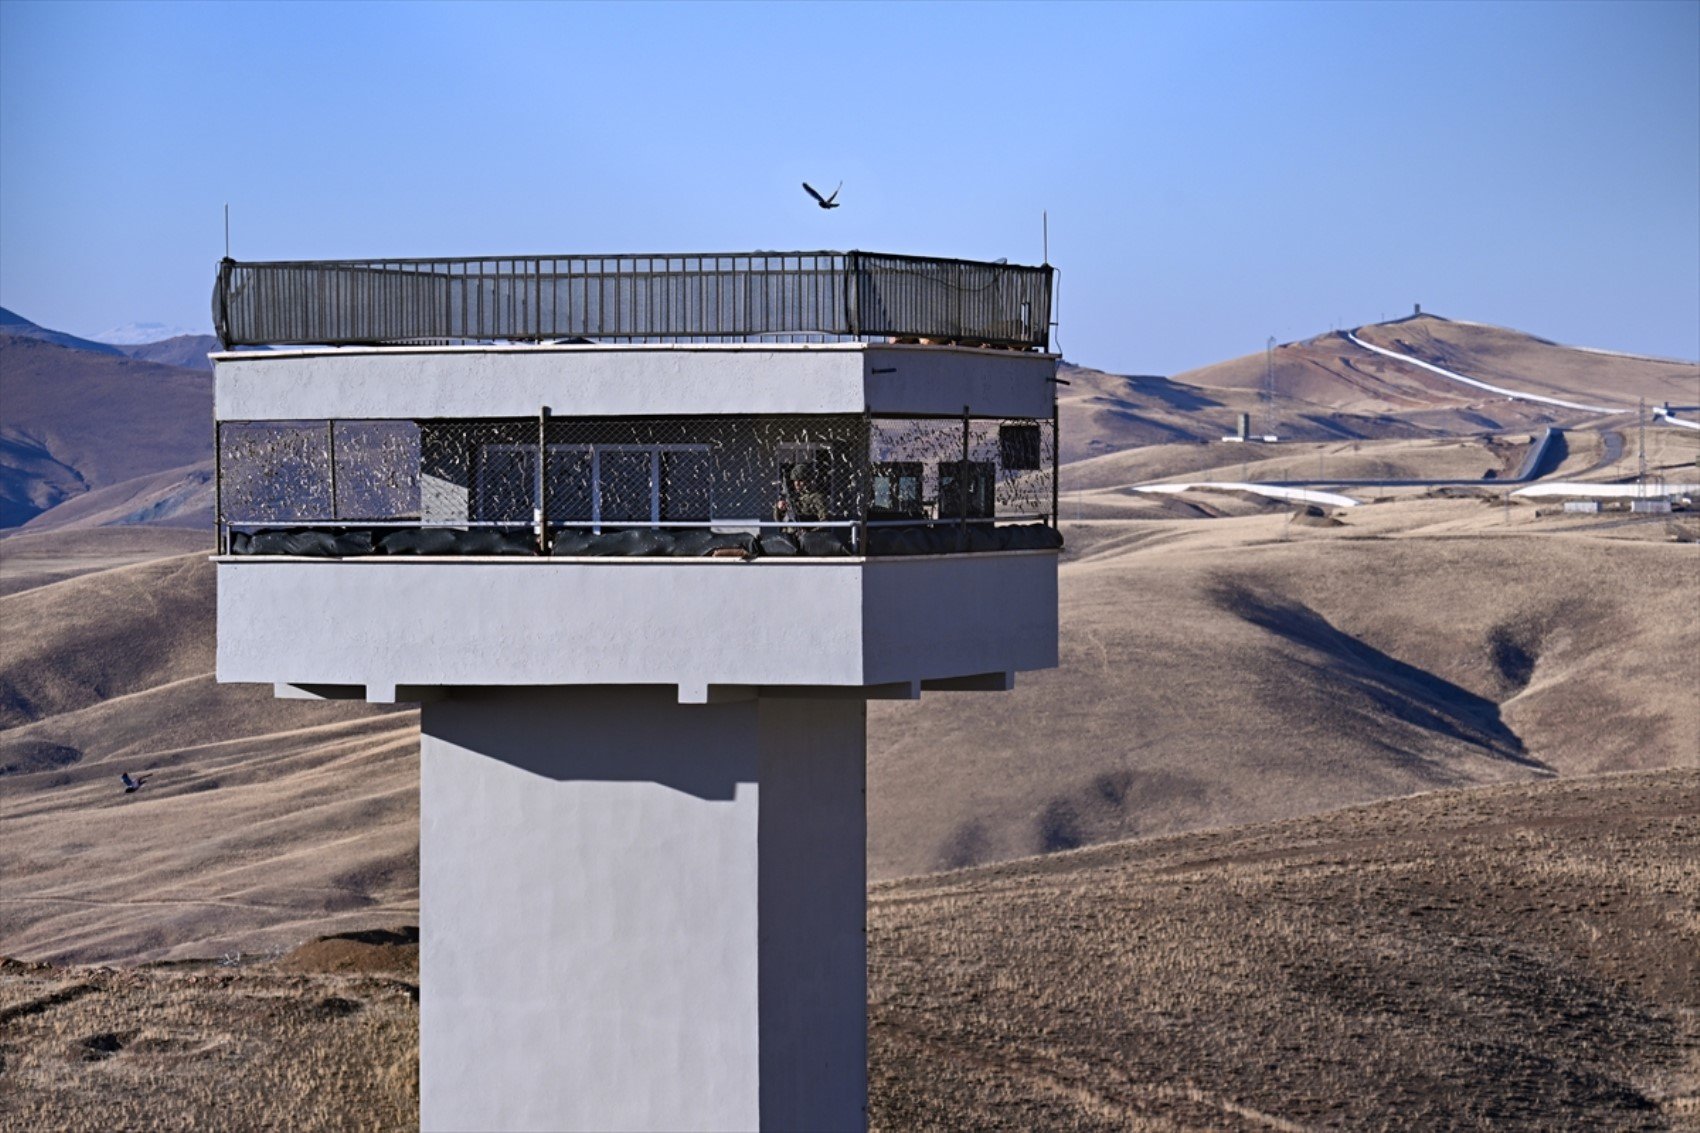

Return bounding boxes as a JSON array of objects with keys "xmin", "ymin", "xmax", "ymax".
[
  {"xmin": 803, "ymin": 182, "xmax": 842, "ymax": 210},
  {"xmin": 120, "ymin": 772, "xmax": 148, "ymax": 794}
]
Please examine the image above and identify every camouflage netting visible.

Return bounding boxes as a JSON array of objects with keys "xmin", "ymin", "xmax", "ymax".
[{"xmin": 219, "ymin": 415, "xmax": 1057, "ymax": 557}]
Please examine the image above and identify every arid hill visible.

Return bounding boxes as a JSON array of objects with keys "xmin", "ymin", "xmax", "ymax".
[
  {"xmin": 868, "ymin": 499, "xmax": 1698, "ymax": 878},
  {"xmin": 869, "ymin": 767, "xmax": 1700, "ymax": 1130},
  {"xmin": 3, "ymin": 769, "xmax": 1690, "ymax": 1132},
  {"xmin": 1063, "ymin": 313, "xmax": 1699, "ymax": 461},
  {"xmin": 0, "ymin": 334, "xmax": 210, "ymax": 528},
  {"xmin": 0, "ymin": 531, "xmax": 413, "ymax": 963}
]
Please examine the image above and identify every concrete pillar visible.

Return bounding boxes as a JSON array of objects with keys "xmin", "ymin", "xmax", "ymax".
[{"xmin": 419, "ymin": 687, "xmax": 867, "ymax": 1133}]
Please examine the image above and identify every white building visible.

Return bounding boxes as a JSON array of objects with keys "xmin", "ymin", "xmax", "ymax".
[{"xmin": 212, "ymin": 251, "xmax": 1062, "ymax": 1132}]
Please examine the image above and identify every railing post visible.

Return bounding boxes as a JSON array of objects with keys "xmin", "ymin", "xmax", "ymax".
[
  {"xmin": 214, "ymin": 419, "xmax": 225, "ymax": 554},
  {"xmin": 959, "ymin": 405, "xmax": 970, "ymax": 552},
  {"xmin": 857, "ymin": 411, "xmax": 871, "ymax": 554},
  {"xmin": 1051, "ymin": 396, "xmax": 1060, "ymax": 528},
  {"xmin": 327, "ymin": 420, "xmax": 338, "ymax": 524},
  {"xmin": 537, "ymin": 406, "xmax": 551, "ymax": 553}
]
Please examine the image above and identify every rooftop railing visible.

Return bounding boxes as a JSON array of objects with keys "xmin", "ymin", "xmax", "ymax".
[{"xmin": 213, "ymin": 251, "xmax": 1054, "ymax": 351}]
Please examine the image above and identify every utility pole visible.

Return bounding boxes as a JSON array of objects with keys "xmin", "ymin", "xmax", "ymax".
[
  {"xmin": 1638, "ymin": 397, "xmax": 1648, "ymax": 499},
  {"xmin": 1264, "ymin": 336, "xmax": 1276, "ymax": 440}
]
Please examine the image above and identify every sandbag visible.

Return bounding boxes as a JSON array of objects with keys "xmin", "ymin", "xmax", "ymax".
[
  {"xmin": 332, "ymin": 530, "xmax": 377, "ymax": 556},
  {"xmin": 798, "ymin": 530, "xmax": 850, "ymax": 557},
  {"xmin": 455, "ymin": 529, "xmax": 535, "ymax": 556},
  {"xmin": 551, "ymin": 531, "xmax": 595, "ymax": 556},
  {"xmin": 582, "ymin": 529, "xmax": 674, "ymax": 557},
  {"xmin": 228, "ymin": 531, "xmax": 251, "ymax": 554},
  {"xmin": 380, "ymin": 528, "xmax": 459, "ymax": 555},
  {"xmin": 709, "ymin": 532, "xmax": 756, "ymax": 554},
  {"xmin": 758, "ymin": 533, "xmax": 798, "ymax": 556},
  {"xmin": 669, "ymin": 530, "xmax": 716, "ymax": 558},
  {"xmin": 279, "ymin": 530, "xmax": 341, "ymax": 557}
]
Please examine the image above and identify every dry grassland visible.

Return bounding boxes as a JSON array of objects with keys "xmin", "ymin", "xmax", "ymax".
[
  {"xmin": 871, "ymin": 499, "xmax": 1699, "ymax": 879},
  {"xmin": 0, "ymin": 949, "xmax": 418, "ymax": 1132},
  {"xmin": 3, "ymin": 771, "xmax": 1690, "ymax": 1132},
  {"xmin": 871, "ymin": 768, "xmax": 1700, "ymax": 1131}
]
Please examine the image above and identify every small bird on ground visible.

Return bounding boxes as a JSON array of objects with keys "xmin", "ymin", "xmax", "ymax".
[
  {"xmin": 120, "ymin": 772, "xmax": 148, "ymax": 794},
  {"xmin": 803, "ymin": 182, "xmax": 842, "ymax": 210}
]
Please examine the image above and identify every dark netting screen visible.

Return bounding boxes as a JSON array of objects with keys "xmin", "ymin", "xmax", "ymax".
[
  {"xmin": 214, "ymin": 252, "xmax": 1054, "ymax": 350},
  {"xmin": 218, "ymin": 415, "xmax": 1056, "ymax": 555}
]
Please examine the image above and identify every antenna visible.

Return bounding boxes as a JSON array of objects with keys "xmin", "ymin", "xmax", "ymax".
[
  {"xmin": 1265, "ymin": 336, "xmax": 1276, "ymax": 439},
  {"xmin": 1042, "ymin": 211, "xmax": 1049, "ymax": 265},
  {"xmin": 224, "ymin": 203, "xmax": 230, "ymax": 260}
]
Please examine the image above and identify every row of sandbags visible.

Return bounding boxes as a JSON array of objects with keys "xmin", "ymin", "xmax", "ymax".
[
  {"xmin": 866, "ymin": 522, "xmax": 1064, "ymax": 556},
  {"xmin": 230, "ymin": 528, "xmax": 534, "ymax": 557},
  {"xmin": 228, "ymin": 523, "xmax": 1063, "ymax": 559}
]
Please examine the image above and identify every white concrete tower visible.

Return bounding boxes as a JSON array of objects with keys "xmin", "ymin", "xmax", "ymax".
[{"xmin": 211, "ymin": 252, "xmax": 1060, "ymax": 1132}]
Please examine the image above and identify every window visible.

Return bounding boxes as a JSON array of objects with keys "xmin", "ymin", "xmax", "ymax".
[
  {"xmin": 937, "ymin": 460, "xmax": 995, "ymax": 519},
  {"xmin": 871, "ymin": 462, "xmax": 924, "ymax": 519},
  {"xmin": 999, "ymin": 424, "xmax": 1043, "ymax": 472},
  {"xmin": 529, "ymin": 444, "xmax": 713, "ymax": 530},
  {"xmin": 473, "ymin": 445, "xmax": 539, "ymax": 523}
]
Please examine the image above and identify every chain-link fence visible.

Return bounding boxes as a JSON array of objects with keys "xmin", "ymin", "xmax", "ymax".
[{"xmin": 218, "ymin": 415, "xmax": 1059, "ymax": 557}]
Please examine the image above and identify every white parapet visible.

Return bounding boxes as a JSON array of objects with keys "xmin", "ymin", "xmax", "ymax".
[
  {"xmin": 217, "ymin": 552, "xmax": 1059, "ymax": 701},
  {"xmin": 213, "ymin": 341, "xmax": 1056, "ymax": 422}
]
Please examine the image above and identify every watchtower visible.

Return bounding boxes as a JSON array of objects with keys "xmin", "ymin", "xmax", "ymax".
[{"xmin": 211, "ymin": 251, "xmax": 1061, "ymax": 1131}]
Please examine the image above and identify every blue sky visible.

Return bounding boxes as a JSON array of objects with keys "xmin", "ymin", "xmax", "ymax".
[{"xmin": 2, "ymin": 0, "xmax": 1695, "ymax": 374}]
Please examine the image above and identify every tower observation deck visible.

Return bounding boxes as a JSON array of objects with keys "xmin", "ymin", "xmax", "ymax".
[{"xmin": 210, "ymin": 250, "xmax": 1062, "ymax": 1131}]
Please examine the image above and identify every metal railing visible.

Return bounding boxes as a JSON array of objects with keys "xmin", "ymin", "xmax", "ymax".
[
  {"xmin": 216, "ymin": 414, "xmax": 1060, "ymax": 557},
  {"xmin": 213, "ymin": 251, "xmax": 1053, "ymax": 351}
]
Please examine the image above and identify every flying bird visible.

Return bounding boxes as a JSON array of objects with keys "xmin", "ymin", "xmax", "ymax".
[
  {"xmin": 120, "ymin": 772, "xmax": 148, "ymax": 794},
  {"xmin": 803, "ymin": 182, "xmax": 842, "ymax": 210}
]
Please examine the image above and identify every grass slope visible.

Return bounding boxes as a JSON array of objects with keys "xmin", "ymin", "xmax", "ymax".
[
  {"xmin": 869, "ymin": 502, "xmax": 1700, "ymax": 878},
  {"xmin": 870, "ymin": 767, "xmax": 1700, "ymax": 1131},
  {"xmin": 2, "ymin": 769, "xmax": 1690, "ymax": 1131}
]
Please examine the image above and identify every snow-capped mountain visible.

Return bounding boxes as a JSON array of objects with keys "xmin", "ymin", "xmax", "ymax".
[{"xmin": 90, "ymin": 320, "xmax": 208, "ymax": 345}]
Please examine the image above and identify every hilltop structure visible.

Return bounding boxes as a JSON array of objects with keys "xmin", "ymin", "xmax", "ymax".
[{"xmin": 210, "ymin": 251, "xmax": 1062, "ymax": 1131}]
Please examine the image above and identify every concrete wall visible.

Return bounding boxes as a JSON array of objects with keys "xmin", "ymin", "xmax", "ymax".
[
  {"xmin": 217, "ymin": 553, "xmax": 1058, "ymax": 699},
  {"xmin": 214, "ymin": 343, "xmax": 1054, "ymax": 422},
  {"xmin": 420, "ymin": 687, "xmax": 865, "ymax": 1132}
]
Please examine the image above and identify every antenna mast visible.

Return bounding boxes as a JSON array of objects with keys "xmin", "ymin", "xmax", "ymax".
[
  {"xmin": 1638, "ymin": 396, "xmax": 1648, "ymax": 498},
  {"xmin": 1265, "ymin": 336, "xmax": 1276, "ymax": 439}
]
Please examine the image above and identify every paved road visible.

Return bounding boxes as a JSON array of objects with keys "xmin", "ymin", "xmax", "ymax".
[
  {"xmin": 1574, "ymin": 430, "xmax": 1625, "ymax": 478},
  {"xmin": 1344, "ymin": 331, "xmax": 1626, "ymax": 414}
]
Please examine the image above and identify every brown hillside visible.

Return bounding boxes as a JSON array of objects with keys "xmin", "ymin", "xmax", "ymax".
[
  {"xmin": 0, "ymin": 546, "xmax": 409, "ymax": 964},
  {"xmin": 0, "ymin": 334, "xmax": 211, "ymax": 527},
  {"xmin": 1, "ymin": 769, "xmax": 1689, "ymax": 1131},
  {"xmin": 1354, "ymin": 317, "xmax": 1699, "ymax": 409},
  {"xmin": 868, "ymin": 501, "xmax": 1700, "ymax": 878},
  {"xmin": 870, "ymin": 768, "xmax": 1700, "ymax": 1130}
]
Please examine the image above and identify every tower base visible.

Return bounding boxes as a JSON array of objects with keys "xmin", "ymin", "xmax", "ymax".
[{"xmin": 419, "ymin": 687, "xmax": 867, "ymax": 1133}]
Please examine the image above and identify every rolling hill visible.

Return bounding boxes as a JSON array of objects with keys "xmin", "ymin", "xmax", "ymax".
[
  {"xmin": 0, "ymin": 332, "xmax": 211, "ymax": 529},
  {"xmin": 0, "ymin": 310, "xmax": 1694, "ymax": 966},
  {"xmin": 3, "ymin": 767, "xmax": 1689, "ymax": 1132}
]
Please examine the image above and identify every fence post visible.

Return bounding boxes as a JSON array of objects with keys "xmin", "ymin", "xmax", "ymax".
[
  {"xmin": 1051, "ymin": 396, "xmax": 1060, "ymax": 528},
  {"xmin": 959, "ymin": 405, "xmax": 970, "ymax": 551},
  {"xmin": 327, "ymin": 420, "xmax": 338, "ymax": 523},
  {"xmin": 214, "ymin": 420, "xmax": 225, "ymax": 553},
  {"xmin": 537, "ymin": 406, "xmax": 551, "ymax": 553}
]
